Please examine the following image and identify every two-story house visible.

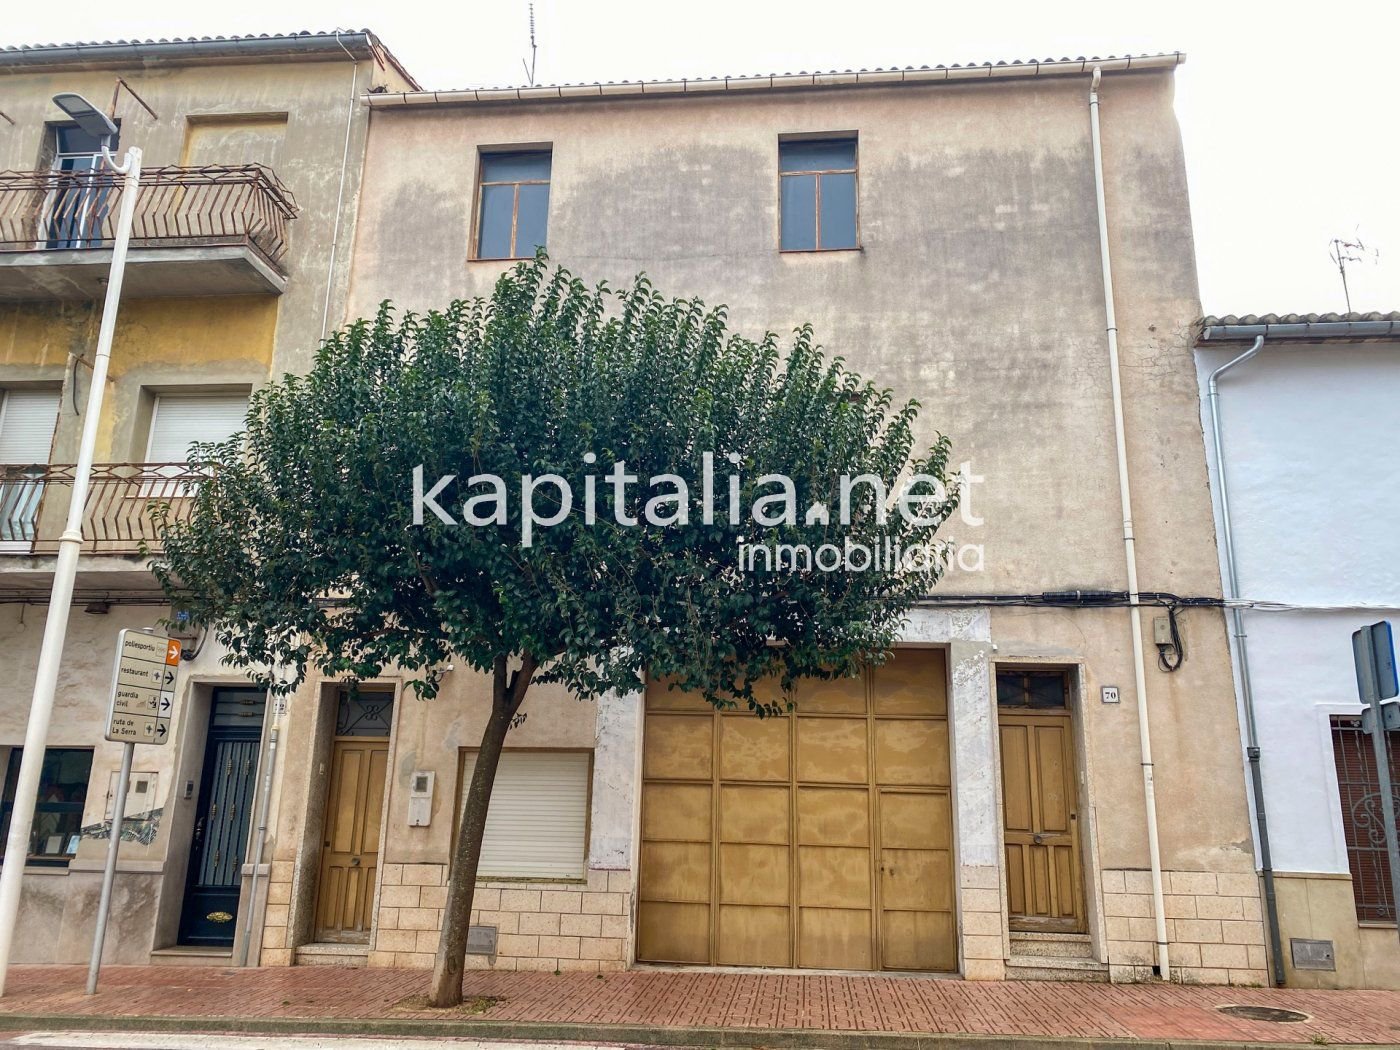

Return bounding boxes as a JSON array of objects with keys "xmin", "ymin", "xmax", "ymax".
[
  {"xmin": 245, "ymin": 53, "xmax": 1272, "ymax": 985},
  {"xmin": 0, "ymin": 31, "xmax": 417, "ymax": 964},
  {"xmin": 1196, "ymin": 312, "xmax": 1400, "ymax": 990}
]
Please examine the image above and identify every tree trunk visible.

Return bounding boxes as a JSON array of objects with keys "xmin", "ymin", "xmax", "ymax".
[{"xmin": 427, "ymin": 653, "xmax": 535, "ymax": 1008}]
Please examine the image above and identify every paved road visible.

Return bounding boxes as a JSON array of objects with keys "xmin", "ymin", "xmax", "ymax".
[{"xmin": 0, "ymin": 1035, "xmax": 678, "ymax": 1050}]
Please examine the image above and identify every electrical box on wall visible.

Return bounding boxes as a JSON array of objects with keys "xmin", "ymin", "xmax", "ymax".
[{"xmin": 408, "ymin": 770, "xmax": 435, "ymax": 827}]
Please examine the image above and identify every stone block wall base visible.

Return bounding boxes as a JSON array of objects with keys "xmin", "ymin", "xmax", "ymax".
[
  {"xmin": 1102, "ymin": 868, "xmax": 1268, "ymax": 985},
  {"xmin": 278, "ymin": 863, "xmax": 634, "ymax": 971}
]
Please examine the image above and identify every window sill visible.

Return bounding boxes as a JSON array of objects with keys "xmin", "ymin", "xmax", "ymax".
[
  {"xmin": 0, "ymin": 860, "xmax": 72, "ymax": 874},
  {"xmin": 476, "ymin": 876, "xmax": 586, "ymax": 886},
  {"xmin": 469, "ymin": 256, "xmax": 538, "ymax": 264},
  {"xmin": 779, "ymin": 246, "xmax": 863, "ymax": 255}
]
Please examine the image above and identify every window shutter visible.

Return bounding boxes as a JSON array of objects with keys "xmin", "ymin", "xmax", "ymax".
[
  {"xmin": 0, "ymin": 389, "xmax": 61, "ymax": 464},
  {"xmin": 463, "ymin": 751, "xmax": 590, "ymax": 879},
  {"xmin": 146, "ymin": 393, "xmax": 248, "ymax": 462}
]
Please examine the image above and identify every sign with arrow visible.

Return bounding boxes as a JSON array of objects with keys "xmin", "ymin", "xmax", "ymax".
[{"xmin": 105, "ymin": 628, "xmax": 180, "ymax": 745}]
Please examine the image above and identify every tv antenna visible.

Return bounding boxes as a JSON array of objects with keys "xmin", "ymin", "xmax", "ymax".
[
  {"xmin": 1329, "ymin": 231, "xmax": 1379, "ymax": 312},
  {"xmin": 522, "ymin": 3, "xmax": 538, "ymax": 87}
]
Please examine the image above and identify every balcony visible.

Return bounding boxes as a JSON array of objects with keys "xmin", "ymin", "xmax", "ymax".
[
  {"xmin": 0, "ymin": 462, "xmax": 197, "ymax": 558},
  {"xmin": 0, "ymin": 165, "xmax": 298, "ymax": 301}
]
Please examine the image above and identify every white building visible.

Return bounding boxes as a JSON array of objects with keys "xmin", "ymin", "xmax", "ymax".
[{"xmin": 1196, "ymin": 311, "xmax": 1400, "ymax": 989}]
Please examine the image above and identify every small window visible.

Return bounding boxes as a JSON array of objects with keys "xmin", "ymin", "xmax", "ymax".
[
  {"xmin": 779, "ymin": 137, "xmax": 858, "ymax": 251},
  {"xmin": 476, "ymin": 150, "xmax": 551, "ymax": 260},
  {"xmin": 143, "ymin": 391, "xmax": 249, "ymax": 497},
  {"xmin": 1331, "ymin": 715, "xmax": 1398, "ymax": 924},
  {"xmin": 996, "ymin": 668, "xmax": 1070, "ymax": 709},
  {"xmin": 0, "ymin": 388, "xmax": 60, "ymax": 466},
  {"xmin": 0, "ymin": 747, "xmax": 94, "ymax": 866},
  {"xmin": 334, "ymin": 687, "xmax": 395, "ymax": 737},
  {"xmin": 0, "ymin": 388, "xmax": 61, "ymax": 550},
  {"xmin": 458, "ymin": 750, "xmax": 590, "ymax": 879},
  {"xmin": 146, "ymin": 392, "xmax": 249, "ymax": 464}
]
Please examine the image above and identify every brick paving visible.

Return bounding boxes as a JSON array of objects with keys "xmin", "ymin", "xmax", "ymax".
[{"xmin": 0, "ymin": 965, "xmax": 1398, "ymax": 1044}]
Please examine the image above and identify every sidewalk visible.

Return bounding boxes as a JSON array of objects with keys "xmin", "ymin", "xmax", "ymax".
[{"xmin": 0, "ymin": 965, "xmax": 1398, "ymax": 1048}]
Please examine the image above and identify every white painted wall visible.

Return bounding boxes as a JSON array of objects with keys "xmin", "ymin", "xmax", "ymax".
[{"xmin": 1196, "ymin": 338, "xmax": 1400, "ymax": 875}]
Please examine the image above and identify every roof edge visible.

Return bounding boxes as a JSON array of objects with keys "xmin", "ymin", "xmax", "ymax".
[
  {"xmin": 0, "ymin": 30, "xmax": 421, "ymax": 89},
  {"xmin": 364, "ymin": 51, "xmax": 1184, "ymax": 109},
  {"xmin": 1196, "ymin": 313, "xmax": 1400, "ymax": 345}
]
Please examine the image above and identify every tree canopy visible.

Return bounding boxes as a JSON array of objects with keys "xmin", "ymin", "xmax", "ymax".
[{"xmin": 154, "ymin": 256, "xmax": 956, "ymax": 713}]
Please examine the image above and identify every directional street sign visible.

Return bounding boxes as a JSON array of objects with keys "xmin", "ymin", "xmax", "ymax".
[{"xmin": 105, "ymin": 629, "xmax": 181, "ymax": 745}]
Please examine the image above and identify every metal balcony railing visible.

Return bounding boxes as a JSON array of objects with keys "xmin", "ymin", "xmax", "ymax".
[
  {"xmin": 0, "ymin": 463, "xmax": 202, "ymax": 556},
  {"xmin": 0, "ymin": 164, "xmax": 298, "ymax": 267}
]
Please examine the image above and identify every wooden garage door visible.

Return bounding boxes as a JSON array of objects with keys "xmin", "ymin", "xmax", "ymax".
[{"xmin": 638, "ymin": 649, "xmax": 955, "ymax": 971}]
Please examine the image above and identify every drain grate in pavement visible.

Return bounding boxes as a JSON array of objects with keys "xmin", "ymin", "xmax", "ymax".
[{"xmin": 1217, "ymin": 1005, "xmax": 1311, "ymax": 1023}]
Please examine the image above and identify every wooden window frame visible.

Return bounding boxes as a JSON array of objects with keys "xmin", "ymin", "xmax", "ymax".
[
  {"xmin": 453, "ymin": 746, "xmax": 594, "ymax": 883},
  {"xmin": 778, "ymin": 135, "xmax": 860, "ymax": 254},
  {"xmin": 994, "ymin": 665, "xmax": 1074, "ymax": 710},
  {"xmin": 472, "ymin": 149, "xmax": 552, "ymax": 262}
]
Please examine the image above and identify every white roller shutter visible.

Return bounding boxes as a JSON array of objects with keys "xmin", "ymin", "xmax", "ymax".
[
  {"xmin": 0, "ymin": 389, "xmax": 61, "ymax": 464},
  {"xmin": 146, "ymin": 393, "xmax": 248, "ymax": 463},
  {"xmin": 463, "ymin": 751, "xmax": 591, "ymax": 879}
]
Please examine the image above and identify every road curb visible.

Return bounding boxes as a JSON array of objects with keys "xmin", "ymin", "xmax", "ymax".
[{"xmin": 0, "ymin": 1013, "xmax": 1395, "ymax": 1050}]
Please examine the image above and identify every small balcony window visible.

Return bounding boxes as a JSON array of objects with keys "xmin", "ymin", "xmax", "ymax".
[
  {"xmin": 779, "ymin": 137, "xmax": 858, "ymax": 252},
  {"xmin": 476, "ymin": 150, "xmax": 551, "ymax": 260}
]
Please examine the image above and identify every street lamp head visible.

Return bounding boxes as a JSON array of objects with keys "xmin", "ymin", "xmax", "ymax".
[{"xmin": 51, "ymin": 92, "xmax": 118, "ymax": 143}]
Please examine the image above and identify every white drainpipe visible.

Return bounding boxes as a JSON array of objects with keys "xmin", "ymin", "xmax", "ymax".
[
  {"xmin": 1206, "ymin": 335, "xmax": 1287, "ymax": 985},
  {"xmin": 1089, "ymin": 66, "xmax": 1170, "ymax": 980}
]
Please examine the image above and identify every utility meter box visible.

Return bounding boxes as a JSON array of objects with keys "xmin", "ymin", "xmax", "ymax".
[{"xmin": 407, "ymin": 770, "xmax": 435, "ymax": 827}]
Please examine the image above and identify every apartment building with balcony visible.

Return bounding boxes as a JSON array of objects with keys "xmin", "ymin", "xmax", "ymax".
[
  {"xmin": 241, "ymin": 53, "xmax": 1272, "ymax": 984},
  {"xmin": 0, "ymin": 31, "xmax": 416, "ymax": 964}
]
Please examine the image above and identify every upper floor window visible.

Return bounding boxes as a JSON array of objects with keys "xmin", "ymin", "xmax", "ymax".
[
  {"xmin": 0, "ymin": 388, "xmax": 61, "ymax": 550},
  {"xmin": 146, "ymin": 392, "xmax": 249, "ymax": 465},
  {"xmin": 476, "ymin": 150, "xmax": 551, "ymax": 260},
  {"xmin": 0, "ymin": 388, "xmax": 60, "ymax": 467},
  {"xmin": 779, "ymin": 137, "xmax": 858, "ymax": 252},
  {"xmin": 144, "ymin": 391, "xmax": 250, "ymax": 497},
  {"xmin": 46, "ymin": 124, "xmax": 120, "ymax": 250}
]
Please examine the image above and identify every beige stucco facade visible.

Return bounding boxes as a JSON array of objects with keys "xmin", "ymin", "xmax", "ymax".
[{"xmin": 259, "ymin": 60, "xmax": 1270, "ymax": 984}]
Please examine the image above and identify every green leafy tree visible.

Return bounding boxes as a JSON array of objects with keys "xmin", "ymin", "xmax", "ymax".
[{"xmin": 152, "ymin": 258, "xmax": 956, "ymax": 1006}]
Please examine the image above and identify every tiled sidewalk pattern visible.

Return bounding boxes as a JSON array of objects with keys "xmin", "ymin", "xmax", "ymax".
[{"xmin": 1, "ymin": 965, "xmax": 1398, "ymax": 1045}]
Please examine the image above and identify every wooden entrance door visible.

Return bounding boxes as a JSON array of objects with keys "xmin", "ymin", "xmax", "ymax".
[
  {"xmin": 997, "ymin": 668, "xmax": 1084, "ymax": 932},
  {"xmin": 314, "ymin": 738, "xmax": 388, "ymax": 942},
  {"xmin": 637, "ymin": 649, "xmax": 955, "ymax": 971}
]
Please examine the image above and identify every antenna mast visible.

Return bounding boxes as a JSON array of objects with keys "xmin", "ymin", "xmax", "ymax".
[
  {"xmin": 1329, "ymin": 232, "xmax": 1379, "ymax": 313},
  {"xmin": 522, "ymin": 3, "xmax": 538, "ymax": 87}
]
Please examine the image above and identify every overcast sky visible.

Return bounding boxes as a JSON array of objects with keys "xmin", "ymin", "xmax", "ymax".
[{"xmin": 6, "ymin": 0, "xmax": 1396, "ymax": 315}]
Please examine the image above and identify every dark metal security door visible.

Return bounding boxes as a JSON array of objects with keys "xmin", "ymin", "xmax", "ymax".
[{"xmin": 178, "ymin": 688, "xmax": 265, "ymax": 946}]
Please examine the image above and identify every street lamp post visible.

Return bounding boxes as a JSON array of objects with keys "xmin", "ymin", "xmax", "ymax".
[{"xmin": 0, "ymin": 94, "xmax": 142, "ymax": 995}]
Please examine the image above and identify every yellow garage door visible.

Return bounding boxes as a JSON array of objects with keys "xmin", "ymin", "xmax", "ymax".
[{"xmin": 638, "ymin": 648, "xmax": 955, "ymax": 971}]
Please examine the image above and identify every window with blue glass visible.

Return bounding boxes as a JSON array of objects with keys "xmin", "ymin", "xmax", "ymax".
[
  {"xmin": 779, "ymin": 137, "xmax": 858, "ymax": 251},
  {"xmin": 476, "ymin": 150, "xmax": 551, "ymax": 260}
]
